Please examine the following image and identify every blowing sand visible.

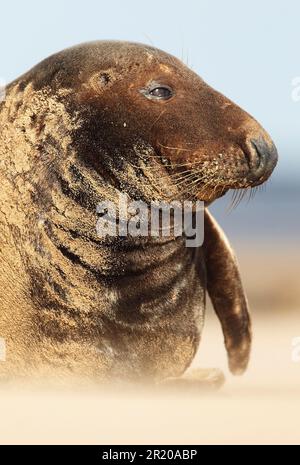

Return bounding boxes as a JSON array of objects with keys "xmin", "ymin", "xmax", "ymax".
[
  {"xmin": 0, "ymin": 310, "xmax": 299, "ymax": 445},
  {"xmin": 0, "ymin": 244, "xmax": 299, "ymax": 445}
]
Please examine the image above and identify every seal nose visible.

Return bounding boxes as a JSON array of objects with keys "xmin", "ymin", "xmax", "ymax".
[{"xmin": 244, "ymin": 135, "xmax": 278, "ymax": 181}]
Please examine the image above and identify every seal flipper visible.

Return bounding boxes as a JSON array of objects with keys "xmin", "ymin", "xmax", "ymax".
[{"xmin": 203, "ymin": 209, "xmax": 251, "ymax": 375}]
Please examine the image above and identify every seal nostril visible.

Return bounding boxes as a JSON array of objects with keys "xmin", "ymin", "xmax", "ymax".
[
  {"xmin": 251, "ymin": 140, "xmax": 265, "ymax": 171},
  {"xmin": 240, "ymin": 140, "xmax": 260, "ymax": 172},
  {"xmin": 248, "ymin": 136, "xmax": 278, "ymax": 178}
]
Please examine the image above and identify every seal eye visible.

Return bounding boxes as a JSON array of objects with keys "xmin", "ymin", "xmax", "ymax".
[
  {"xmin": 149, "ymin": 86, "xmax": 172, "ymax": 100},
  {"xmin": 141, "ymin": 84, "xmax": 174, "ymax": 101}
]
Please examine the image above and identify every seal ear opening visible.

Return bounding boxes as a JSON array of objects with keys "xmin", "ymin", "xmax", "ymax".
[
  {"xmin": 203, "ymin": 209, "xmax": 252, "ymax": 375},
  {"xmin": 87, "ymin": 69, "xmax": 117, "ymax": 94},
  {"xmin": 99, "ymin": 72, "xmax": 112, "ymax": 86}
]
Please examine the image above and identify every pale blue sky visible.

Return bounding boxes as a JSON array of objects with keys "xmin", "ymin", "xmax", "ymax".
[{"xmin": 1, "ymin": 0, "xmax": 299, "ymax": 178}]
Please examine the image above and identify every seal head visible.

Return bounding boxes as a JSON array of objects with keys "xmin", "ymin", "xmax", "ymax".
[{"xmin": 12, "ymin": 41, "xmax": 278, "ymax": 205}]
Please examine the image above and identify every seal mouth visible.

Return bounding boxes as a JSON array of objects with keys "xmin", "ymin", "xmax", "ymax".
[
  {"xmin": 155, "ymin": 134, "xmax": 278, "ymax": 204},
  {"xmin": 193, "ymin": 138, "xmax": 278, "ymax": 202}
]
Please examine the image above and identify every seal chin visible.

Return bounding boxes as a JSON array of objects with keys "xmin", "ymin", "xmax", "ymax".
[{"xmin": 196, "ymin": 187, "xmax": 228, "ymax": 204}]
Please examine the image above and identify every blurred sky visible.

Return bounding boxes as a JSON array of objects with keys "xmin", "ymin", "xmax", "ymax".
[{"xmin": 0, "ymin": 0, "xmax": 299, "ymax": 180}]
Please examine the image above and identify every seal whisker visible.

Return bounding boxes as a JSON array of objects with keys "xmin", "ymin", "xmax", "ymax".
[
  {"xmin": 175, "ymin": 172, "xmax": 214, "ymax": 200},
  {"xmin": 247, "ymin": 188, "xmax": 253, "ymax": 203},
  {"xmin": 157, "ymin": 141, "xmax": 194, "ymax": 152},
  {"xmin": 194, "ymin": 177, "xmax": 218, "ymax": 200},
  {"xmin": 171, "ymin": 174, "xmax": 200, "ymax": 199},
  {"xmin": 149, "ymin": 109, "xmax": 167, "ymax": 132},
  {"xmin": 251, "ymin": 186, "xmax": 259, "ymax": 200},
  {"xmin": 231, "ymin": 188, "xmax": 248, "ymax": 210},
  {"xmin": 132, "ymin": 159, "xmax": 196, "ymax": 171},
  {"xmin": 233, "ymin": 190, "xmax": 243, "ymax": 209},
  {"xmin": 135, "ymin": 153, "xmax": 214, "ymax": 171},
  {"xmin": 237, "ymin": 189, "xmax": 247, "ymax": 207},
  {"xmin": 172, "ymin": 171, "xmax": 202, "ymax": 188},
  {"xmin": 227, "ymin": 190, "xmax": 239, "ymax": 213}
]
